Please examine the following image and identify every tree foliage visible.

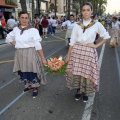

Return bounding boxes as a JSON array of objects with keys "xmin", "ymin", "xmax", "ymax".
[
  {"xmin": 20, "ymin": 0, "xmax": 27, "ymax": 12},
  {"xmin": 72, "ymin": 0, "xmax": 108, "ymax": 16}
]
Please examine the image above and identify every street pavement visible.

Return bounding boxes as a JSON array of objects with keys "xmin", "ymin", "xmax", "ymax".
[{"xmin": 0, "ymin": 30, "xmax": 120, "ymax": 120}]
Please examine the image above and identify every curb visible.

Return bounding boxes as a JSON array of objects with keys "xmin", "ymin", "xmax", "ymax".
[
  {"xmin": 0, "ymin": 42, "xmax": 6, "ymax": 45},
  {"xmin": 0, "ymin": 42, "xmax": 7, "ymax": 45}
]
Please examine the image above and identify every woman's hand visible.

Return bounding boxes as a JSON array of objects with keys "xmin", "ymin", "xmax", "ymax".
[
  {"xmin": 41, "ymin": 57, "xmax": 47, "ymax": 65},
  {"xmin": 86, "ymin": 43, "xmax": 98, "ymax": 48},
  {"xmin": 10, "ymin": 41, "xmax": 16, "ymax": 46},
  {"xmin": 65, "ymin": 55, "xmax": 70, "ymax": 63}
]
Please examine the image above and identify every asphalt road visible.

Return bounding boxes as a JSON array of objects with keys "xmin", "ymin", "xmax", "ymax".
[{"xmin": 0, "ymin": 30, "xmax": 120, "ymax": 120}]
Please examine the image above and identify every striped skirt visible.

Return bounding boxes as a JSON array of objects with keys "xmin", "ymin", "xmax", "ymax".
[
  {"xmin": 66, "ymin": 42, "xmax": 100, "ymax": 96},
  {"xmin": 13, "ymin": 48, "xmax": 46, "ymax": 88},
  {"xmin": 110, "ymin": 29, "xmax": 120, "ymax": 47}
]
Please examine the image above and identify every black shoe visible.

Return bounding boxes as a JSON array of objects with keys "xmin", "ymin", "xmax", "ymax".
[
  {"xmin": 75, "ymin": 93, "xmax": 81, "ymax": 101},
  {"xmin": 23, "ymin": 87, "xmax": 33, "ymax": 93},
  {"xmin": 32, "ymin": 88, "xmax": 38, "ymax": 98},
  {"xmin": 23, "ymin": 87, "xmax": 31, "ymax": 93},
  {"xmin": 83, "ymin": 95, "xmax": 88, "ymax": 102}
]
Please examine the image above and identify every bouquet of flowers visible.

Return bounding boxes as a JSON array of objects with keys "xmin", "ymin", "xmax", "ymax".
[{"xmin": 45, "ymin": 56, "xmax": 67, "ymax": 75}]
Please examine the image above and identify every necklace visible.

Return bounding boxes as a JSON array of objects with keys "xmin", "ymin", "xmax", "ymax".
[{"xmin": 78, "ymin": 20, "xmax": 96, "ymax": 33}]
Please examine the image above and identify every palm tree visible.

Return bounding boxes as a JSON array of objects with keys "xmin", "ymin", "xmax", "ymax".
[
  {"xmin": 32, "ymin": 0, "xmax": 34, "ymax": 20},
  {"xmin": 54, "ymin": 0, "xmax": 57, "ymax": 17},
  {"xmin": 72, "ymin": 1, "xmax": 80, "ymax": 16},
  {"xmin": 98, "ymin": 0, "xmax": 107, "ymax": 16},
  {"xmin": 67, "ymin": 0, "xmax": 71, "ymax": 19},
  {"xmin": 74, "ymin": 0, "xmax": 108, "ymax": 16},
  {"xmin": 20, "ymin": 0, "xmax": 27, "ymax": 12}
]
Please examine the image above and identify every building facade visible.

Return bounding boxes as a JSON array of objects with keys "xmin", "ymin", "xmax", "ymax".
[
  {"xmin": 15, "ymin": 0, "xmax": 32, "ymax": 19},
  {"xmin": 0, "ymin": 0, "xmax": 17, "ymax": 21},
  {"xmin": 48, "ymin": 0, "xmax": 67, "ymax": 15},
  {"xmin": 0, "ymin": 0, "xmax": 69, "ymax": 21}
]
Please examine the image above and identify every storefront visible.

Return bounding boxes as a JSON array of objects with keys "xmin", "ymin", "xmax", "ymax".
[
  {"xmin": 0, "ymin": 0, "xmax": 17, "ymax": 21},
  {"xmin": 0, "ymin": 8, "xmax": 15, "ymax": 21}
]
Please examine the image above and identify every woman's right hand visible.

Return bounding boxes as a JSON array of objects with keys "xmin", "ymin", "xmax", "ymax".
[{"xmin": 10, "ymin": 41, "xmax": 16, "ymax": 46}]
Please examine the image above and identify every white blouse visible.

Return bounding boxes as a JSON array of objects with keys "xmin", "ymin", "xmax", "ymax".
[
  {"xmin": 51, "ymin": 19, "xmax": 57, "ymax": 27},
  {"xmin": 62, "ymin": 20, "xmax": 76, "ymax": 29},
  {"xmin": 6, "ymin": 27, "xmax": 42, "ymax": 50},
  {"xmin": 112, "ymin": 21, "xmax": 120, "ymax": 30},
  {"xmin": 69, "ymin": 19, "xmax": 111, "ymax": 46}
]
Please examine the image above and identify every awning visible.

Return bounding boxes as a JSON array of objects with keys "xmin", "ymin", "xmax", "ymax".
[{"xmin": 0, "ymin": 4, "xmax": 17, "ymax": 8}]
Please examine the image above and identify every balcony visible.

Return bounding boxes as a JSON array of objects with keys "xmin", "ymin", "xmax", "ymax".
[
  {"xmin": 0, "ymin": 0, "xmax": 17, "ymax": 8},
  {"xmin": 5, "ymin": 0, "xmax": 17, "ymax": 6}
]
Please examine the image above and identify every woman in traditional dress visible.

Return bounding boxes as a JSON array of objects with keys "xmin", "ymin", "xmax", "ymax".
[
  {"xmin": 65, "ymin": 2, "xmax": 111, "ymax": 102},
  {"xmin": 6, "ymin": 11, "xmax": 47, "ymax": 98},
  {"xmin": 109, "ymin": 17, "xmax": 120, "ymax": 48}
]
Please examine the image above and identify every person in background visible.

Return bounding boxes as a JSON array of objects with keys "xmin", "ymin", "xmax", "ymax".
[
  {"xmin": 118, "ymin": 17, "xmax": 120, "ymax": 22},
  {"xmin": 101, "ymin": 19, "xmax": 107, "ymax": 29},
  {"xmin": 92, "ymin": 15, "xmax": 98, "ymax": 22},
  {"xmin": 39, "ymin": 16, "xmax": 43, "ymax": 36},
  {"xmin": 65, "ymin": 2, "xmax": 111, "ymax": 102},
  {"xmin": 41, "ymin": 16, "xmax": 48, "ymax": 38},
  {"xmin": 48, "ymin": 16, "xmax": 53, "ymax": 35},
  {"xmin": 109, "ymin": 17, "xmax": 120, "ymax": 48},
  {"xmin": 7, "ymin": 16, "xmax": 16, "ymax": 32},
  {"xmin": 62, "ymin": 14, "xmax": 76, "ymax": 46},
  {"xmin": 15, "ymin": 18, "xmax": 19, "ymax": 26},
  {"xmin": 51, "ymin": 17, "xmax": 58, "ymax": 35},
  {"xmin": 0, "ymin": 16, "xmax": 8, "ymax": 39},
  {"xmin": 6, "ymin": 11, "xmax": 47, "ymax": 98},
  {"xmin": 60, "ymin": 16, "xmax": 65, "ymax": 30},
  {"xmin": 34, "ymin": 16, "xmax": 40, "ymax": 30}
]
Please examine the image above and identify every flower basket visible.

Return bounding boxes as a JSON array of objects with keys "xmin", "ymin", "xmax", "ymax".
[{"xmin": 45, "ymin": 56, "xmax": 67, "ymax": 75}]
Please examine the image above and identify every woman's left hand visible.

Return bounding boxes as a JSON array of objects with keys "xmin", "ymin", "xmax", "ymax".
[{"xmin": 86, "ymin": 43, "xmax": 97, "ymax": 48}]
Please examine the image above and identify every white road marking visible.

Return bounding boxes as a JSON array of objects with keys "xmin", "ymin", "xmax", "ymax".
[
  {"xmin": 82, "ymin": 43, "xmax": 106, "ymax": 120},
  {"xmin": 0, "ymin": 77, "xmax": 17, "ymax": 90}
]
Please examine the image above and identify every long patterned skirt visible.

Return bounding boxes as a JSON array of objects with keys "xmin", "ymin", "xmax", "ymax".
[
  {"xmin": 66, "ymin": 42, "xmax": 100, "ymax": 96},
  {"xmin": 13, "ymin": 48, "xmax": 46, "ymax": 88},
  {"xmin": 109, "ymin": 29, "xmax": 120, "ymax": 47}
]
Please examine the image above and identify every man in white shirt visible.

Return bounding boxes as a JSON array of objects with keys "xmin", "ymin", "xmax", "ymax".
[
  {"xmin": 48, "ymin": 17, "xmax": 53, "ymax": 35},
  {"xmin": 7, "ymin": 16, "xmax": 16, "ymax": 32},
  {"xmin": 62, "ymin": 14, "xmax": 76, "ymax": 46},
  {"xmin": 51, "ymin": 17, "xmax": 58, "ymax": 35}
]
